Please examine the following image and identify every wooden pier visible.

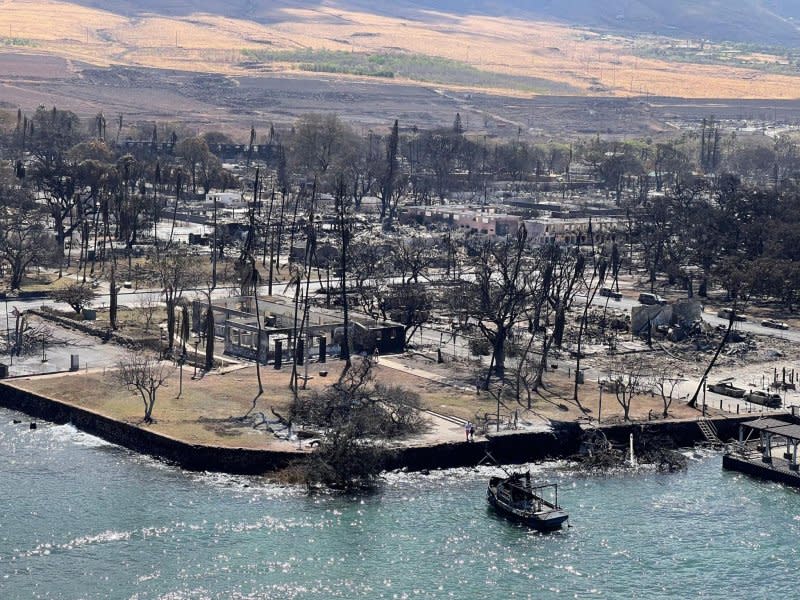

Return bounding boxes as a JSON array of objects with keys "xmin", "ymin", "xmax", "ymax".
[{"xmin": 723, "ymin": 417, "xmax": 800, "ymax": 487}]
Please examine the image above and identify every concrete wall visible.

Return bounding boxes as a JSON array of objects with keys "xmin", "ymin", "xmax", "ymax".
[
  {"xmin": 0, "ymin": 382, "xmax": 755, "ymax": 475},
  {"xmin": 32, "ymin": 308, "xmax": 161, "ymax": 351},
  {"xmin": 0, "ymin": 384, "xmax": 299, "ymax": 474},
  {"xmin": 388, "ymin": 417, "xmax": 753, "ymax": 472}
]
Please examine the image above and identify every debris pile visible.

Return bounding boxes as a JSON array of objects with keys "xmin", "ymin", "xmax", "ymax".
[{"xmin": 573, "ymin": 429, "xmax": 687, "ymax": 472}]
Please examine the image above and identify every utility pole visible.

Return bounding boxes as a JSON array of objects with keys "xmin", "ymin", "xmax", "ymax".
[
  {"xmin": 4, "ymin": 297, "xmax": 9, "ymax": 359},
  {"xmin": 6, "ymin": 301, "xmax": 16, "ymax": 367},
  {"xmin": 598, "ymin": 384, "xmax": 603, "ymax": 424},
  {"xmin": 211, "ymin": 195, "xmax": 218, "ymax": 290},
  {"xmin": 302, "ymin": 331, "xmax": 310, "ymax": 390},
  {"xmin": 702, "ymin": 380, "xmax": 707, "ymax": 416},
  {"xmin": 496, "ymin": 386, "xmax": 501, "ymax": 433},
  {"xmin": 177, "ymin": 356, "xmax": 184, "ymax": 398}
]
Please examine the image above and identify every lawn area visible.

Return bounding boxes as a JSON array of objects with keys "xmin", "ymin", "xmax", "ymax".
[
  {"xmin": 383, "ymin": 352, "xmax": 705, "ymax": 426},
  {"xmin": 9, "ymin": 353, "xmax": 707, "ymax": 453},
  {"xmin": 10, "ymin": 359, "xmax": 480, "ymax": 449},
  {"xmin": 11, "ymin": 363, "xmax": 305, "ymax": 450}
]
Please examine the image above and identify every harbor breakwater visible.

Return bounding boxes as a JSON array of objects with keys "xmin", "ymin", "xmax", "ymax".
[{"xmin": 0, "ymin": 382, "xmax": 755, "ymax": 474}]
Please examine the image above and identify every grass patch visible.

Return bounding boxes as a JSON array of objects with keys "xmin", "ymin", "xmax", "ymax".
[
  {"xmin": 241, "ymin": 49, "xmax": 577, "ymax": 94},
  {"xmin": 1, "ymin": 37, "xmax": 37, "ymax": 47},
  {"xmin": 635, "ymin": 39, "xmax": 800, "ymax": 76}
]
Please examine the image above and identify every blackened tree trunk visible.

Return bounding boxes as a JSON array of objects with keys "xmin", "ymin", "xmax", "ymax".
[
  {"xmin": 204, "ymin": 306, "xmax": 215, "ymax": 371},
  {"xmin": 180, "ymin": 303, "xmax": 190, "ymax": 355},
  {"xmin": 109, "ymin": 266, "xmax": 118, "ymax": 331},
  {"xmin": 688, "ymin": 315, "xmax": 734, "ymax": 408},
  {"xmin": 165, "ymin": 295, "xmax": 176, "ymax": 353},
  {"xmin": 336, "ymin": 181, "xmax": 352, "ymax": 375},
  {"xmin": 381, "ymin": 119, "xmax": 399, "ymax": 227}
]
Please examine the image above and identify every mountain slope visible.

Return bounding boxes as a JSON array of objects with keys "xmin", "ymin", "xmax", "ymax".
[
  {"xmin": 5, "ymin": 0, "xmax": 800, "ymax": 101},
  {"xmin": 529, "ymin": 0, "xmax": 800, "ymax": 46},
  {"xmin": 66, "ymin": 0, "xmax": 800, "ymax": 46}
]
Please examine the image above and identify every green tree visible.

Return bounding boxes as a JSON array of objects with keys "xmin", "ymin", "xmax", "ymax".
[
  {"xmin": 51, "ymin": 283, "xmax": 96, "ymax": 314},
  {"xmin": 290, "ymin": 114, "xmax": 358, "ymax": 185},
  {"xmin": 0, "ymin": 214, "xmax": 55, "ymax": 290},
  {"xmin": 148, "ymin": 248, "xmax": 203, "ymax": 353},
  {"xmin": 467, "ymin": 227, "xmax": 534, "ymax": 384}
]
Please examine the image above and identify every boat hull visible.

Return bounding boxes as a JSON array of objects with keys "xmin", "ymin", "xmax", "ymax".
[{"xmin": 486, "ymin": 489, "xmax": 569, "ymax": 531}]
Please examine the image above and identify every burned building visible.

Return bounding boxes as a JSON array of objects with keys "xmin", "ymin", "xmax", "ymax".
[{"xmin": 191, "ymin": 295, "xmax": 405, "ymax": 365}]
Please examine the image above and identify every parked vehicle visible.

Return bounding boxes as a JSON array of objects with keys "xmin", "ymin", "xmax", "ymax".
[
  {"xmin": 706, "ymin": 381, "xmax": 746, "ymax": 398},
  {"xmin": 744, "ymin": 390, "xmax": 782, "ymax": 408},
  {"xmin": 599, "ymin": 377, "xmax": 622, "ymax": 392},
  {"xmin": 761, "ymin": 319, "xmax": 789, "ymax": 330},
  {"xmin": 638, "ymin": 292, "xmax": 666, "ymax": 305},
  {"xmin": 717, "ymin": 308, "xmax": 746, "ymax": 321},
  {"xmin": 599, "ymin": 287, "xmax": 623, "ymax": 300}
]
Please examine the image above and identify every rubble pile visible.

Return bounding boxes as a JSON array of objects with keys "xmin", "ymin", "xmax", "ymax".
[{"xmin": 573, "ymin": 429, "xmax": 687, "ymax": 472}]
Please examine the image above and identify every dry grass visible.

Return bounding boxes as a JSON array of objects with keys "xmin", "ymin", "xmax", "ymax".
[
  {"xmin": 2, "ymin": 1, "xmax": 800, "ymax": 99},
  {"xmin": 389, "ymin": 353, "xmax": 703, "ymax": 425},
  {"xmin": 81, "ymin": 305, "xmax": 166, "ymax": 338},
  {"xmin": 10, "ymin": 353, "xmax": 705, "ymax": 453},
  {"xmin": 2, "ymin": 270, "xmax": 72, "ymax": 293},
  {"xmin": 12, "ymin": 363, "xmax": 303, "ymax": 449}
]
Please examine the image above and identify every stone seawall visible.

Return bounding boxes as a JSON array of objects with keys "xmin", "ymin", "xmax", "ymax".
[
  {"xmin": 0, "ymin": 384, "xmax": 298, "ymax": 474},
  {"xmin": 0, "ymin": 382, "xmax": 755, "ymax": 474},
  {"xmin": 387, "ymin": 417, "xmax": 753, "ymax": 472},
  {"xmin": 30, "ymin": 308, "xmax": 161, "ymax": 351}
]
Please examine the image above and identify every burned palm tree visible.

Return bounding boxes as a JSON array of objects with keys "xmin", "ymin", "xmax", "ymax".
[
  {"xmin": 573, "ymin": 219, "xmax": 608, "ymax": 408},
  {"xmin": 238, "ymin": 253, "xmax": 264, "ymax": 414},
  {"xmin": 334, "ymin": 178, "xmax": 352, "ymax": 376}
]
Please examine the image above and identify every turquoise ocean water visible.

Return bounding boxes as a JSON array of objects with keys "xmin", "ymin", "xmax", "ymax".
[{"xmin": 1, "ymin": 407, "xmax": 798, "ymax": 599}]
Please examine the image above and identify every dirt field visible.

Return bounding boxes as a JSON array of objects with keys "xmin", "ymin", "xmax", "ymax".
[
  {"xmin": 3, "ymin": 2, "xmax": 800, "ymax": 138},
  {"xmin": 5, "ymin": 52, "xmax": 800, "ymax": 140},
  {"xmin": 386, "ymin": 351, "xmax": 706, "ymax": 424}
]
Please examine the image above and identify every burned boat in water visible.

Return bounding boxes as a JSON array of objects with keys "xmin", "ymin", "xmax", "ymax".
[{"xmin": 486, "ymin": 472, "xmax": 569, "ymax": 531}]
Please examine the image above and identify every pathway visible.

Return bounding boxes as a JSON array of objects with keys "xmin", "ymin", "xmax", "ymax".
[{"xmin": 378, "ymin": 356, "xmax": 475, "ymax": 392}]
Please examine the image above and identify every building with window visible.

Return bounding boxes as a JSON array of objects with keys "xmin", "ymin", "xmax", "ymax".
[
  {"xmin": 523, "ymin": 216, "xmax": 623, "ymax": 245},
  {"xmin": 402, "ymin": 205, "xmax": 521, "ymax": 238},
  {"xmin": 191, "ymin": 296, "xmax": 405, "ymax": 364}
]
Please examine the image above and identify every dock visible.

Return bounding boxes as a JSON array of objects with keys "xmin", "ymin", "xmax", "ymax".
[{"xmin": 723, "ymin": 416, "xmax": 800, "ymax": 487}]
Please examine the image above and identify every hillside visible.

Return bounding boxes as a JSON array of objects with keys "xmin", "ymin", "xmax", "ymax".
[
  {"xmin": 2, "ymin": 0, "xmax": 800, "ymax": 104},
  {"xmin": 66, "ymin": 0, "xmax": 800, "ymax": 46}
]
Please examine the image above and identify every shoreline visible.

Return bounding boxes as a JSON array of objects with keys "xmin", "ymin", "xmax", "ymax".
[{"xmin": 0, "ymin": 382, "xmax": 758, "ymax": 474}]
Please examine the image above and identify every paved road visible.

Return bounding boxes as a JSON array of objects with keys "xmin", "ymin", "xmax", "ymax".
[
  {"xmin": 579, "ymin": 291, "xmax": 800, "ymax": 341},
  {"xmin": 4, "ymin": 268, "xmax": 798, "ymax": 391},
  {"xmin": 1, "ymin": 313, "xmax": 131, "ymax": 377}
]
